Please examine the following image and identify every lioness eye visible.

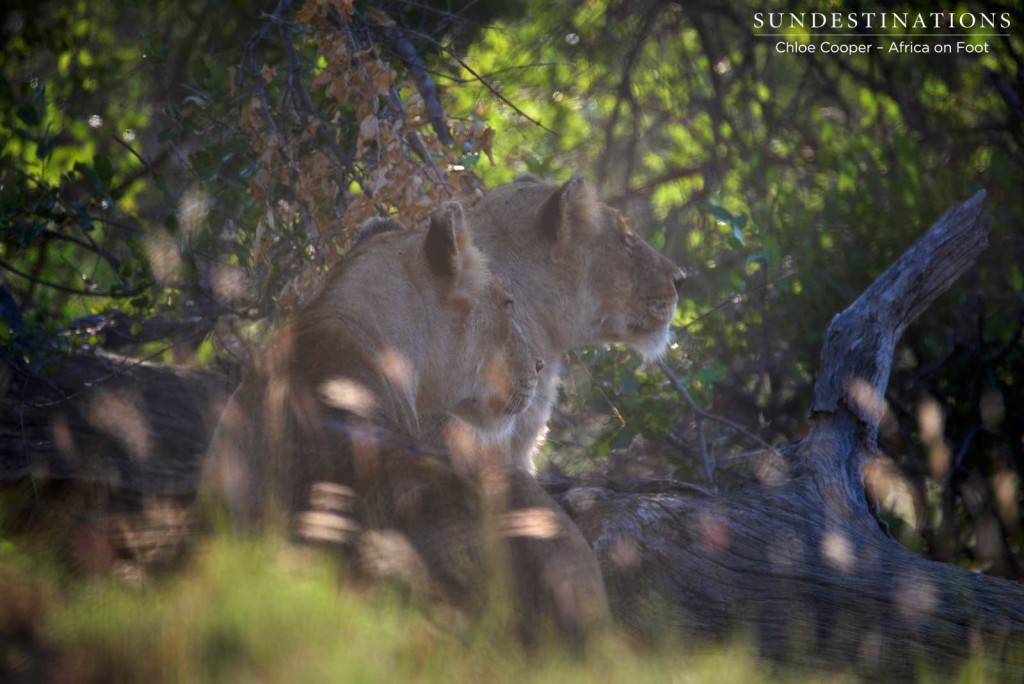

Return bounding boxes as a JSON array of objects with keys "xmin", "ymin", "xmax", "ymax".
[{"xmin": 504, "ymin": 298, "xmax": 514, "ymax": 311}]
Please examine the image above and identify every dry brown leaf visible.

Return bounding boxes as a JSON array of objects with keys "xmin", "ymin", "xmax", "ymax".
[
  {"xmin": 296, "ymin": 0, "xmax": 329, "ymax": 24},
  {"xmin": 479, "ymin": 127, "xmax": 496, "ymax": 165},
  {"xmin": 334, "ymin": 0, "xmax": 354, "ymax": 19},
  {"xmin": 358, "ymin": 115, "xmax": 379, "ymax": 145},
  {"xmin": 364, "ymin": 7, "xmax": 396, "ymax": 26}
]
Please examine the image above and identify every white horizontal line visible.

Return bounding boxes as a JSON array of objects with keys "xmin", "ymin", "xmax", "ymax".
[{"xmin": 754, "ymin": 33, "xmax": 1008, "ymax": 37}]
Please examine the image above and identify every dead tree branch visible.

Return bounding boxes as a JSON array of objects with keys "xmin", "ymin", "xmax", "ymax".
[{"xmin": 559, "ymin": 191, "xmax": 1024, "ymax": 679}]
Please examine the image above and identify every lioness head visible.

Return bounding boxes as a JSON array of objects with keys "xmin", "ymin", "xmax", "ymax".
[
  {"xmin": 468, "ymin": 175, "xmax": 685, "ymax": 362},
  {"xmin": 419, "ymin": 202, "xmax": 539, "ymax": 436}
]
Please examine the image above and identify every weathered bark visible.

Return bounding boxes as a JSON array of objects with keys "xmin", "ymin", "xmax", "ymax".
[
  {"xmin": 557, "ymin": 191, "xmax": 1024, "ymax": 678},
  {"xmin": 0, "ymin": 349, "xmax": 233, "ymax": 565},
  {"xmin": 1, "ymin": 350, "xmax": 232, "ymax": 494}
]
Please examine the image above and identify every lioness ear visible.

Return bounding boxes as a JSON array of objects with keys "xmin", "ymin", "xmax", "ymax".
[
  {"xmin": 537, "ymin": 174, "xmax": 597, "ymax": 243},
  {"xmin": 352, "ymin": 216, "xmax": 404, "ymax": 248},
  {"xmin": 425, "ymin": 202, "xmax": 469, "ymax": 282}
]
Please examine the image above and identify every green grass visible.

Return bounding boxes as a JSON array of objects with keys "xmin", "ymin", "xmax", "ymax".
[{"xmin": 0, "ymin": 533, "xmax": 1006, "ymax": 683}]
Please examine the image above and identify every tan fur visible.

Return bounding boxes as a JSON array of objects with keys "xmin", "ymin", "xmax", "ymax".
[
  {"xmin": 467, "ymin": 175, "xmax": 685, "ymax": 472},
  {"xmin": 444, "ymin": 175, "xmax": 684, "ymax": 645},
  {"xmin": 201, "ymin": 202, "xmax": 539, "ymax": 525}
]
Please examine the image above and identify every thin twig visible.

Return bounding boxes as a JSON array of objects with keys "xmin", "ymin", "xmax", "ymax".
[
  {"xmin": 248, "ymin": 0, "xmax": 295, "ymax": 62},
  {"xmin": 24, "ymin": 326, "xmax": 213, "ymax": 409},
  {"xmin": 656, "ymin": 357, "xmax": 778, "ymax": 456},
  {"xmin": 245, "ymin": 0, "xmax": 294, "ymax": 134},
  {"xmin": 695, "ymin": 417, "xmax": 713, "ymax": 484},
  {"xmin": 440, "ymin": 47, "xmax": 559, "ymax": 136},
  {"xmin": 16, "ymin": 226, "xmax": 123, "ymax": 276},
  {"xmin": 282, "ymin": 31, "xmax": 359, "ymax": 182},
  {"xmin": 604, "ymin": 165, "xmax": 707, "ymax": 205},
  {"xmin": 718, "ymin": 448, "xmax": 770, "ymax": 463},
  {"xmin": 108, "ymin": 141, "xmax": 171, "ymax": 199},
  {"xmin": 0, "ymin": 259, "xmax": 142, "ymax": 298},
  {"xmin": 678, "ymin": 270, "xmax": 796, "ymax": 332},
  {"xmin": 111, "ymin": 135, "xmax": 158, "ymax": 178},
  {"xmin": 406, "ymin": 130, "xmax": 453, "ymax": 195},
  {"xmin": 383, "ymin": 23, "xmax": 453, "ymax": 146}
]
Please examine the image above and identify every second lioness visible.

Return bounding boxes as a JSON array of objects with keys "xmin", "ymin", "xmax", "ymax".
[
  {"xmin": 467, "ymin": 175, "xmax": 686, "ymax": 472},
  {"xmin": 203, "ymin": 202, "xmax": 538, "ymax": 524}
]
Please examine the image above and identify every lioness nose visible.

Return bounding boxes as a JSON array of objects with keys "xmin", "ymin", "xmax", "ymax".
[
  {"xmin": 535, "ymin": 359, "xmax": 545, "ymax": 373},
  {"xmin": 672, "ymin": 270, "xmax": 686, "ymax": 296}
]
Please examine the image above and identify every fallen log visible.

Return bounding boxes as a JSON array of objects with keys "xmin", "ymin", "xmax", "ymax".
[
  {"xmin": 1, "ymin": 350, "xmax": 232, "ymax": 495},
  {"xmin": 1, "ymin": 347, "xmax": 233, "ymax": 566},
  {"xmin": 557, "ymin": 191, "xmax": 1024, "ymax": 678}
]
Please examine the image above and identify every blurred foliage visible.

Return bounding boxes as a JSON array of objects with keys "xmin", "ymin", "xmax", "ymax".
[
  {"xmin": 0, "ymin": 0, "xmax": 1022, "ymax": 580},
  {"xmin": 0, "ymin": 532, "xmax": 1008, "ymax": 683},
  {"xmin": 0, "ymin": 0, "xmax": 263, "ymax": 366},
  {"xmin": 443, "ymin": 0, "xmax": 1024, "ymax": 576},
  {"xmin": 0, "ymin": 0, "xmax": 506, "ymax": 369}
]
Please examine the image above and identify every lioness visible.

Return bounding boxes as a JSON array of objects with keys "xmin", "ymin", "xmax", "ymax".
[
  {"xmin": 467, "ymin": 174, "xmax": 686, "ymax": 472},
  {"xmin": 449, "ymin": 175, "xmax": 683, "ymax": 643},
  {"xmin": 202, "ymin": 201, "xmax": 539, "ymax": 526}
]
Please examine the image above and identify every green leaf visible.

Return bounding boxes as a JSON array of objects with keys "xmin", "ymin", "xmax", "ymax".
[
  {"xmin": 17, "ymin": 104, "xmax": 40, "ymax": 126},
  {"xmin": 694, "ymin": 364, "xmax": 728, "ymax": 385},
  {"xmin": 158, "ymin": 126, "xmax": 178, "ymax": 144},
  {"xmin": 523, "ymin": 153, "xmax": 542, "ymax": 174},
  {"xmin": 649, "ymin": 229, "xmax": 666, "ymax": 252},
  {"xmin": 155, "ymin": 176, "xmax": 175, "ymax": 207},
  {"xmin": 705, "ymin": 202, "xmax": 734, "ymax": 225},
  {"xmin": 32, "ymin": 81, "xmax": 46, "ymax": 108},
  {"xmin": 763, "ymin": 234, "xmax": 782, "ymax": 271},
  {"xmin": 74, "ymin": 161, "xmax": 103, "ymax": 194},
  {"xmin": 1010, "ymin": 265, "xmax": 1023, "ymax": 292},
  {"xmin": 731, "ymin": 224, "xmax": 745, "ymax": 247},
  {"xmin": 193, "ymin": 59, "xmax": 212, "ymax": 87},
  {"xmin": 36, "ymin": 123, "xmax": 55, "ymax": 159},
  {"xmin": 94, "ymin": 153, "xmax": 114, "ymax": 187}
]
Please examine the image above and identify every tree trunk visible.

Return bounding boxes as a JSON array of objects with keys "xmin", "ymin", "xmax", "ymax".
[{"xmin": 556, "ymin": 190, "xmax": 1024, "ymax": 679}]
